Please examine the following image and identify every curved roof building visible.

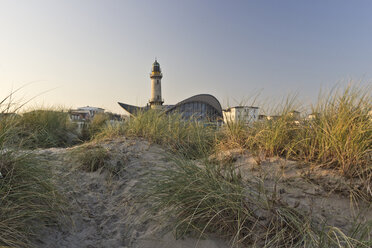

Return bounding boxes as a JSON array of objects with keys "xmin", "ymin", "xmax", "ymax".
[
  {"xmin": 165, "ymin": 94, "xmax": 222, "ymax": 121},
  {"xmin": 118, "ymin": 60, "xmax": 222, "ymax": 122}
]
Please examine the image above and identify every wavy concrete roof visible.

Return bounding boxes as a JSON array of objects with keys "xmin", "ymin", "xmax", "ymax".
[
  {"xmin": 165, "ymin": 94, "xmax": 223, "ymax": 115},
  {"xmin": 117, "ymin": 102, "xmax": 148, "ymax": 115},
  {"xmin": 118, "ymin": 94, "xmax": 222, "ymax": 117}
]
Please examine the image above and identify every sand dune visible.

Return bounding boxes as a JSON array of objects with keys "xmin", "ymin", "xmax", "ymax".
[
  {"xmin": 32, "ymin": 138, "xmax": 229, "ymax": 248},
  {"xmin": 31, "ymin": 138, "xmax": 371, "ymax": 247}
]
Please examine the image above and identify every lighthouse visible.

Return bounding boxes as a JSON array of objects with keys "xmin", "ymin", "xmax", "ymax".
[
  {"xmin": 149, "ymin": 59, "xmax": 164, "ymax": 109},
  {"xmin": 118, "ymin": 59, "xmax": 223, "ymax": 121}
]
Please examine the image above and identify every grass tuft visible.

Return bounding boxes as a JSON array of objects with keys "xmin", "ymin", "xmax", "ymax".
[
  {"xmin": 217, "ymin": 85, "xmax": 371, "ymax": 199},
  {"xmin": 146, "ymin": 156, "xmax": 372, "ymax": 247},
  {"xmin": 0, "ymin": 108, "xmax": 80, "ymax": 149},
  {"xmin": 96, "ymin": 110, "xmax": 217, "ymax": 158},
  {"xmin": 0, "ymin": 94, "xmax": 67, "ymax": 247},
  {"xmin": 0, "ymin": 150, "xmax": 66, "ymax": 247},
  {"xmin": 74, "ymin": 144, "xmax": 111, "ymax": 172}
]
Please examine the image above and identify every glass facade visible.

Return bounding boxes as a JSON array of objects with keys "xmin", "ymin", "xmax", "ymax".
[{"xmin": 167, "ymin": 101, "xmax": 222, "ymax": 121}]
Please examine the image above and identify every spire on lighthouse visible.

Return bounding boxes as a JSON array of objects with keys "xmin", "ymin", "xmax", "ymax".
[{"xmin": 149, "ymin": 59, "xmax": 163, "ymax": 109}]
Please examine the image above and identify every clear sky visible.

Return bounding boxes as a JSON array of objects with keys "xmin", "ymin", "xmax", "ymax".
[{"xmin": 0, "ymin": 0, "xmax": 371, "ymax": 113}]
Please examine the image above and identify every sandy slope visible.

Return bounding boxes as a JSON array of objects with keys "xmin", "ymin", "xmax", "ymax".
[
  {"xmin": 32, "ymin": 138, "xmax": 229, "ymax": 248},
  {"xmin": 31, "ymin": 138, "xmax": 371, "ymax": 247},
  {"xmin": 211, "ymin": 149, "xmax": 372, "ymax": 234}
]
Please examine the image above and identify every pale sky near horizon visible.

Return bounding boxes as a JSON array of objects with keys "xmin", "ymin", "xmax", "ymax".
[{"xmin": 0, "ymin": 0, "xmax": 371, "ymax": 114}]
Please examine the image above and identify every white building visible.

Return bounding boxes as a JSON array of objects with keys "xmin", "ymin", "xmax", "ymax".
[
  {"xmin": 223, "ymin": 106, "xmax": 259, "ymax": 124},
  {"xmin": 307, "ymin": 112, "xmax": 319, "ymax": 120},
  {"xmin": 76, "ymin": 106, "xmax": 104, "ymax": 117},
  {"xmin": 148, "ymin": 59, "xmax": 164, "ymax": 110},
  {"xmin": 69, "ymin": 106, "xmax": 105, "ymax": 131},
  {"xmin": 69, "ymin": 106, "xmax": 105, "ymax": 121}
]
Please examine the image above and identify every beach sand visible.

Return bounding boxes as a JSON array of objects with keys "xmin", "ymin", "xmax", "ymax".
[{"xmin": 31, "ymin": 138, "xmax": 371, "ymax": 247}]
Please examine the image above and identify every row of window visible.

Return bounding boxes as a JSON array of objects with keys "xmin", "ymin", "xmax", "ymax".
[{"xmin": 168, "ymin": 101, "xmax": 222, "ymax": 121}]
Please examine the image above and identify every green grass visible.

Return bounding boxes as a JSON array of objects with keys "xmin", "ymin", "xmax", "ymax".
[
  {"xmin": 0, "ymin": 148, "xmax": 66, "ymax": 247},
  {"xmin": 0, "ymin": 108, "xmax": 80, "ymax": 149},
  {"xmin": 96, "ymin": 110, "xmax": 217, "ymax": 158},
  {"xmin": 74, "ymin": 144, "xmax": 111, "ymax": 172},
  {"xmin": 123, "ymin": 86, "xmax": 371, "ymax": 246},
  {"xmin": 79, "ymin": 112, "xmax": 111, "ymax": 141},
  {"xmin": 218, "ymin": 86, "xmax": 371, "ymax": 199},
  {"xmin": 0, "ymin": 84, "xmax": 370, "ymax": 247},
  {"xmin": 217, "ymin": 119, "xmax": 250, "ymax": 150},
  {"xmin": 295, "ymin": 86, "xmax": 371, "ymax": 177},
  {"xmin": 218, "ymin": 95, "xmax": 301, "ymax": 156},
  {"xmin": 93, "ymin": 119, "xmax": 126, "ymax": 140},
  {"xmin": 0, "ymin": 95, "xmax": 67, "ymax": 247},
  {"xmin": 146, "ymin": 156, "xmax": 372, "ymax": 247}
]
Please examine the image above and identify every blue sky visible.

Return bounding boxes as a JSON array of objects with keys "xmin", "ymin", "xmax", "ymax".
[{"xmin": 0, "ymin": 0, "xmax": 371, "ymax": 113}]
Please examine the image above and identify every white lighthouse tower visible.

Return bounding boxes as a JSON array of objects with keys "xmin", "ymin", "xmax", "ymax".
[{"xmin": 149, "ymin": 59, "xmax": 164, "ymax": 109}]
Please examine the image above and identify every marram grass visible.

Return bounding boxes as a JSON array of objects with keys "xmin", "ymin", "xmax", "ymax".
[
  {"xmin": 0, "ymin": 150, "xmax": 67, "ymax": 248},
  {"xmin": 145, "ymin": 156, "xmax": 371, "ymax": 248},
  {"xmin": 0, "ymin": 108, "xmax": 79, "ymax": 149},
  {"xmin": 95, "ymin": 110, "xmax": 217, "ymax": 158},
  {"xmin": 1, "ymin": 96, "xmax": 67, "ymax": 247},
  {"xmin": 218, "ymin": 85, "xmax": 371, "ymax": 199},
  {"xmin": 73, "ymin": 144, "xmax": 111, "ymax": 172},
  {"xmin": 0, "ymin": 85, "xmax": 370, "ymax": 247}
]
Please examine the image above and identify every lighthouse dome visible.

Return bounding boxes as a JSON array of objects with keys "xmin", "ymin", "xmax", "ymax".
[{"xmin": 152, "ymin": 60, "xmax": 161, "ymax": 72}]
